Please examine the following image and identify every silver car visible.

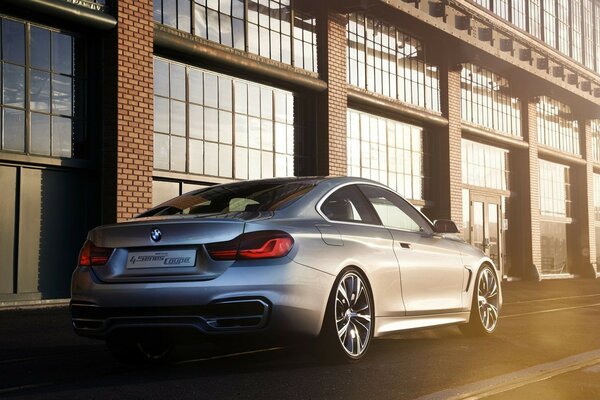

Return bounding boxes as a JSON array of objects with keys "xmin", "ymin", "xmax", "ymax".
[{"xmin": 71, "ymin": 177, "xmax": 501, "ymax": 362}]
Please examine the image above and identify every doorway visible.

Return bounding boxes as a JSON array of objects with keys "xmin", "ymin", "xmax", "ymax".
[{"xmin": 468, "ymin": 193, "xmax": 503, "ymax": 277}]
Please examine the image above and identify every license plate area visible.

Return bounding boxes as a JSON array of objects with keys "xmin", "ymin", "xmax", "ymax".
[{"xmin": 126, "ymin": 249, "xmax": 197, "ymax": 269}]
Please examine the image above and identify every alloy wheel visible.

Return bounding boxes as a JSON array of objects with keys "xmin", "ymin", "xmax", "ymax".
[
  {"xmin": 334, "ymin": 271, "xmax": 372, "ymax": 358},
  {"xmin": 477, "ymin": 267, "xmax": 500, "ymax": 332}
]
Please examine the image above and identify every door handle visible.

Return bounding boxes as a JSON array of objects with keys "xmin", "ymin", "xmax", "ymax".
[{"xmin": 400, "ymin": 242, "xmax": 411, "ymax": 249}]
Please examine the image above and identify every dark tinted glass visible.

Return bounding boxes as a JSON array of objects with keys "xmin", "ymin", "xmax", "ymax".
[
  {"xmin": 321, "ymin": 185, "xmax": 379, "ymax": 224},
  {"xmin": 140, "ymin": 180, "xmax": 319, "ymax": 216}
]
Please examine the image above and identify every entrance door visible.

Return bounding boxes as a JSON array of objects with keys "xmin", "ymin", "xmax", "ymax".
[{"xmin": 469, "ymin": 193, "xmax": 502, "ymax": 276}]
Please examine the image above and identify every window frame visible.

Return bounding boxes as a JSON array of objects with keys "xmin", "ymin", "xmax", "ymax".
[
  {"xmin": 0, "ymin": 16, "xmax": 82, "ymax": 160},
  {"xmin": 316, "ymin": 182, "xmax": 434, "ymax": 234}
]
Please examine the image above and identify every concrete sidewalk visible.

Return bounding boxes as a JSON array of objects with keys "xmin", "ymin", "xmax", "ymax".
[{"xmin": 502, "ymin": 277, "xmax": 600, "ymax": 304}]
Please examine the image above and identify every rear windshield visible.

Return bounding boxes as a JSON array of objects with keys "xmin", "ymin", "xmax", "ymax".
[{"xmin": 138, "ymin": 181, "xmax": 318, "ymax": 217}]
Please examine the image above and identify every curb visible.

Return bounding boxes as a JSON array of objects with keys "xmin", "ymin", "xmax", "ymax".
[{"xmin": 0, "ymin": 299, "xmax": 69, "ymax": 311}]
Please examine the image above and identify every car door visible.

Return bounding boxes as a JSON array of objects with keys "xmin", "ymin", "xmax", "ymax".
[
  {"xmin": 319, "ymin": 184, "xmax": 406, "ymax": 317},
  {"xmin": 358, "ymin": 184, "xmax": 465, "ymax": 315}
]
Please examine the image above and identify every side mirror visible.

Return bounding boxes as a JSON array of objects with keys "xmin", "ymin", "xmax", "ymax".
[{"xmin": 433, "ymin": 219, "xmax": 459, "ymax": 234}]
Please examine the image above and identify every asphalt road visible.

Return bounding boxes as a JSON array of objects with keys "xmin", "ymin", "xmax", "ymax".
[{"xmin": 2, "ymin": 279, "xmax": 600, "ymax": 399}]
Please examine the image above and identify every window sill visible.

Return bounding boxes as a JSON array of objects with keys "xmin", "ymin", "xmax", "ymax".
[{"xmin": 0, "ymin": 152, "xmax": 94, "ymax": 170}]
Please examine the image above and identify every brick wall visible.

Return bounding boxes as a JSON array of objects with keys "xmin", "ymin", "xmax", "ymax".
[
  {"xmin": 115, "ymin": 0, "xmax": 154, "ymax": 221},
  {"xmin": 524, "ymin": 100, "xmax": 542, "ymax": 278},
  {"xmin": 433, "ymin": 63, "xmax": 463, "ymax": 229},
  {"xmin": 318, "ymin": 12, "xmax": 347, "ymax": 177},
  {"xmin": 446, "ymin": 67, "xmax": 464, "ymax": 227}
]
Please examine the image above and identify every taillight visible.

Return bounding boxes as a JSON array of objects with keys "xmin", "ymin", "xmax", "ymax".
[
  {"xmin": 207, "ymin": 231, "xmax": 294, "ymax": 261},
  {"xmin": 78, "ymin": 240, "xmax": 113, "ymax": 266}
]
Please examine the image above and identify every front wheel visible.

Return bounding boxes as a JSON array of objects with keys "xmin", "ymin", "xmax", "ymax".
[
  {"xmin": 319, "ymin": 268, "xmax": 374, "ymax": 362},
  {"xmin": 460, "ymin": 265, "xmax": 500, "ymax": 336}
]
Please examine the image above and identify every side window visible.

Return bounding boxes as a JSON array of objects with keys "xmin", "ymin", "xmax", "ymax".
[
  {"xmin": 359, "ymin": 185, "xmax": 431, "ymax": 233},
  {"xmin": 321, "ymin": 185, "xmax": 379, "ymax": 224}
]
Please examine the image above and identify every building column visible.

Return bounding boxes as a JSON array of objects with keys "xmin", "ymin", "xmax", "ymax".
[
  {"xmin": 316, "ymin": 10, "xmax": 347, "ymax": 177},
  {"xmin": 108, "ymin": 0, "xmax": 154, "ymax": 222},
  {"xmin": 431, "ymin": 63, "xmax": 463, "ymax": 229},
  {"xmin": 575, "ymin": 121, "xmax": 598, "ymax": 277},
  {"xmin": 516, "ymin": 99, "xmax": 542, "ymax": 280}
]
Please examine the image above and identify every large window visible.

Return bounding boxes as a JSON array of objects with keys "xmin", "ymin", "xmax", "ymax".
[
  {"xmin": 571, "ymin": 0, "xmax": 583, "ymax": 63},
  {"xmin": 0, "ymin": 17, "xmax": 79, "ymax": 158},
  {"xmin": 539, "ymin": 159, "xmax": 570, "ymax": 218},
  {"xmin": 154, "ymin": 57, "xmax": 295, "ymax": 180},
  {"xmin": 596, "ymin": 1, "xmax": 600, "ymax": 73},
  {"xmin": 347, "ymin": 109, "xmax": 426, "ymax": 202},
  {"xmin": 539, "ymin": 160, "xmax": 570, "ymax": 273},
  {"xmin": 540, "ymin": 221, "xmax": 568, "ymax": 274},
  {"xmin": 529, "ymin": 0, "xmax": 542, "ymax": 39},
  {"xmin": 583, "ymin": 0, "xmax": 595, "ymax": 69},
  {"xmin": 494, "ymin": 0, "xmax": 510, "ymax": 20},
  {"xmin": 537, "ymin": 97, "xmax": 580, "ymax": 155},
  {"xmin": 543, "ymin": 0, "xmax": 557, "ymax": 48},
  {"xmin": 475, "ymin": 0, "xmax": 600, "ymax": 71},
  {"xmin": 511, "ymin": 0, "xmax": 527, "ymax": 30},
  {"xmin": 461, "ymin": 64, "xmax": 521, "ymax": 137},
  {"xmin": 154, "ymin": 0, "xmax": 317, "ymax": 73},
  {"xmin": 556, "ymin": 0, "xmax": 570, "ymax": 56},
  {"xmin": 347, "ymin": 14, "xmax": 440, "ymax": 112},
  {"xmin": 461, "ymin": 140, "xmax": 509, "ymax": 190}
]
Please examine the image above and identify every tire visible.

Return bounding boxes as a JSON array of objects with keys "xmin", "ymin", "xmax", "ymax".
[
  {"xmin": 460, "ymin": 264, "xmax": 500, "ymax": 336},
  {"xmin": 318, "ymin": 268, "xmax": 374, "ymax": 363},
  {"xmin": 106, "ymin": 336, "xmax": 174, "ymax": 365}
]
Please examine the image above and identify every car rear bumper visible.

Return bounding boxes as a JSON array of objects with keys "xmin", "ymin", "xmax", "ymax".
[{"xmin": 70, "ymin": 260, "xmax": 334, "ymax": 342}]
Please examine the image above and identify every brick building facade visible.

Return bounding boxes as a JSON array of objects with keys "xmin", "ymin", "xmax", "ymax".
[{"xmin": 0, "ymin": 0, "xmax": 599, "ymax": 302}]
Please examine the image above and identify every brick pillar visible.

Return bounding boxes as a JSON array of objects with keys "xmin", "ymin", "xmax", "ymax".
[
  {"xmin": 115, "ymin": 0, "xmax": 154, "ymax": 220},
  {"xmin": 520, "ymin": 100, "xmax": 542, "ymax": 280},
  {"xmin": 433, "ymin": 63, "xmax": 463, "ymax": 229},
  {"xmin": 316, "ymin": 11, "xmax": 347, "ymax": 176},
  {"xmin": 578, "ymin": 121, "xmax": 598, "ymax": 277}
]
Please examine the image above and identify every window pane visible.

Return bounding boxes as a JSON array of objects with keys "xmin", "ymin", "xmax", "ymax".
[
  {"xmin": 154, "ymin": 96, "xmax": 169, "ymax": 133},
  {"xmin": 170, "ymin": 100, "xmax": 186, "ymax": 136},
  {"xmin": 2, "ymin": 19, "xmax": 25, "ymax": 64},
  {"xmin": 3, "ymin": 108, "xmax": 25, "ymax": 152},
  {"xmin": 170, "ymin": 64, "xmax": 186, "ymax": 101},
  {"xmin": 154, "ymin": 59, "xmax": 170, "ymax": 96},
  {"xmin": 189, "ymin": 104, "xmax": 204, "ymax": 139},
  {"xmin": 51, "ymin": 116, "xmax": 72, "ymax": 157},
  {"xmin": 52, "ymin": 74, "xmax": 72, "ymax": 116},
  {"xmin": 30, "ymin": 27, "xmax": 51, "ymax": 70},
  {"xmin": 189, "ymin": 139, "xmax": 204, "ymax": 174},
  {"xmin": 154, "ymin": 132, "xmax": 170, "ymax": 169},
  {"xmin": 163, "ymin": 0, "xmax": 177, "ymax": 27},
  {"xmin": 30, "ymin": 112, "xmax": 51, "ymax": 155},
  {"xmin": 170, "ymin": 135, "xmax": 186, "ymax": 171},
  {"xmin": 189, "ymin": 69, "xmax": 203, "ymax": 104},
  {"xmin": 30, "ymin": 70, "xmax": 51, "ymax": 112},
  {"xmin": 3, "ymin": 64, "xmax": 25, "ymax": 108},
  {"xmin": 51, "ymin": 32, "xmax": 72, "ymax": 75},
  {"xmin": 177, "ymin": 0, "xmax": 192, "ymax": 32}
]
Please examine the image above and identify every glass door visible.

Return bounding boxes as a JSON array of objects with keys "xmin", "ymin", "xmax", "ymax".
[{"xmin": 469, "ymin": 193, "xmax": 503, "ymax": 276}]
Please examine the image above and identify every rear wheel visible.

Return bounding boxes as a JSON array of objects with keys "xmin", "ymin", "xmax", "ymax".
[
  {"xmin": 106, "ymin": 337, "xmax": 174, "ymax": 365},
  {"xmin": 460, "ymin": 265, "xmax": 500, "ymax": 336},
  {"xmin": 319, "ymin": 268, "xmax": 374, "ymax": 363}
]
